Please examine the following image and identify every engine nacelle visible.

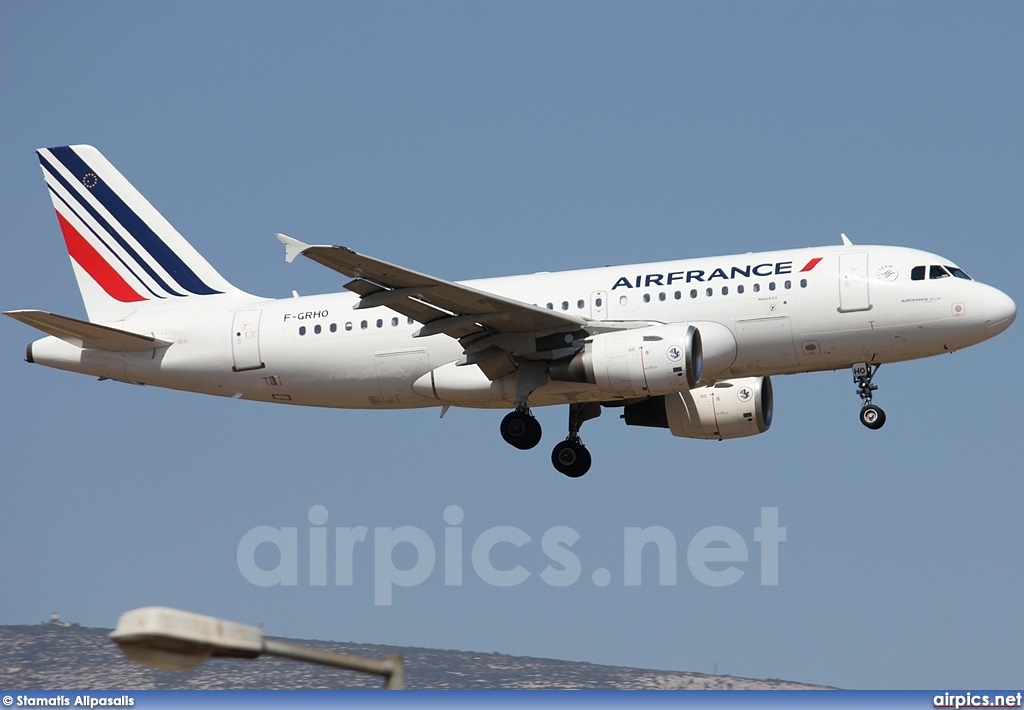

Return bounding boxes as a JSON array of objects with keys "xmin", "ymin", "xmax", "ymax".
[
  {"xmin": 623, "ymin": 376, "xmax": 773, "ymax": 440},
  {"xmin": 550, "ymin": 323, "xmax": 702, "ymax": 397}
]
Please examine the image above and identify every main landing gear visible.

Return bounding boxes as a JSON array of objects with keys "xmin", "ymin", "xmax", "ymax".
[
  {"xmin": 852, "ymin": 362, "xmax": 886, "ymax": 430},
  {"xmin": 551, "ymin": 402, "xmax": 601, "ymax": 478},
  {"xmin": 500, "ymin": 407, "xmax": 542, "ymax": 450},
  {"xmin": 500, "ymin": 402, "xmax": 601, "ymax": 478}
]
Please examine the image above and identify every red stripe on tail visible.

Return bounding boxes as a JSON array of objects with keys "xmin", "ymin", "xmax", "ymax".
[{"xmin": 55, "ymin": 211, "xmax": 147, "ymax": 303}]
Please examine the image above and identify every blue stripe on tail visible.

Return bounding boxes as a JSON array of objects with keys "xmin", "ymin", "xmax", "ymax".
[
  {"xmin": 46, "ymin": 147, "xmax": 222, "ymax": 296},
  {"xmin": 39, "ymin": 153, "xmax": 185, "ymax": 298}
]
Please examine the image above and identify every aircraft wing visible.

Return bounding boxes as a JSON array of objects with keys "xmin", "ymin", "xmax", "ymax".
[
  {"xmin": 277, "ymin": 235, "xmax": 589, "ymax": 378},
  {"xmin": 4, "ymin": 310, "xmax": 172, "ymax": 352}
]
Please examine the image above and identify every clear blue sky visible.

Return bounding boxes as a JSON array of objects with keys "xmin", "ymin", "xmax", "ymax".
[{"xmin": 2, "ymin": 1, "xmax": 1022, "ymax": 690}]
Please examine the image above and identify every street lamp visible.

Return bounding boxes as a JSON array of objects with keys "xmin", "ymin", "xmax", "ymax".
[{"xmin": 110, "ymin": 606, "xmax": 405, "ymax": 689}]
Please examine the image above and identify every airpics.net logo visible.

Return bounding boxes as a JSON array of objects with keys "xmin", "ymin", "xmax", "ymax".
[{"xmin": 236, "ymin": 506, "xmax": 786, "ymax": 606}]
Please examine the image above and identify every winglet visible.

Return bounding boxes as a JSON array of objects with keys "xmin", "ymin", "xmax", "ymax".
[
  {"xmin": 275, "ymin": 233, "xmax": 311, "ymax": 264},
  {"xmin": 840, "ymin": 233, "xmax": 853, "ymax": 246}
]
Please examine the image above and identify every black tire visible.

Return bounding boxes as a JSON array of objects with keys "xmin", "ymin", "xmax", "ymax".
[
  {"xmin": 501, "ymin": 410, "xmax": 542, "ymax": 449},
  {"xmin": 551, "ymin": 440, "xmax": 592, "ymax": 478},
  {"xmin": 859, "ymin": 404, "xmax": 886, "ymax": 430},
  {"xmin": 525, "ymin": 416, "xmax": 543, "ymax": 449}
]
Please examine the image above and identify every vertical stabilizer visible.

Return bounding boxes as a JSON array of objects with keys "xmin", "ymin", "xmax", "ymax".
[{"xmin": 36, "ymin": 145, "xmax": 245, "ymax": 322}]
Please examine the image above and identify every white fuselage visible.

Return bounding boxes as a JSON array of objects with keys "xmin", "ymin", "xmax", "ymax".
[{"xmin": 27, "ymin": 244, "xmax": 1015, "ymax": 410}]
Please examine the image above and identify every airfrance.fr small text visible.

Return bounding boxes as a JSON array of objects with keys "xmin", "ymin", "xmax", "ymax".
[
  {"xmin": 934, "ymin": 692, "xmax": 1023, "ymax": 709},
  {"xmin": 11, "ymin": 697, "xmax": 133, "ymax": 708}
]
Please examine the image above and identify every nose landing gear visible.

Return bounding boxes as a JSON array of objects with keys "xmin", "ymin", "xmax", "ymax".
[
  {"xmin": 859, "ymin": 403, "xmax": 886, "ymax": 429},
  {"xmin": 853, "ymin": 362, "xmax": 886, "ymax": 430}
]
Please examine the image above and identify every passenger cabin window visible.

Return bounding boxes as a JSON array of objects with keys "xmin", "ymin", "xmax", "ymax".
[
  {"xmin": 911, "ymin": 266, "xmax": 925, "ymax": 281},
  {"xmin": 930, "ymin": 265, "xmax": 951, "ymax": 279},
  {"xmin": 577, "ymin": 299, "xmax": 585, "ymax": 309}
]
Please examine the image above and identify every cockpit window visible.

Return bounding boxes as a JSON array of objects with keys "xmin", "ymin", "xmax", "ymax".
[{"xmin": 912, "ymin": 264, "xmax": 968, "ymax": 281}]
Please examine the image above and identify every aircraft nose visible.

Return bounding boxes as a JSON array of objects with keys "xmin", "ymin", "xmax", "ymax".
[{"xmin": 983, "ymin": 287, "xmax": 1016, "ymax": 338}]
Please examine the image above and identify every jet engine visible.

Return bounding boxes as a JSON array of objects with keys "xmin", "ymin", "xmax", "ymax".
[
  {"xmin": 549, "ymin": 321, "xmax": 737, "ymax": 399},
  {"xmin": 622, "ymin": 376, "xmax": 773, "ymax": 440},
  {"xmin": 549, "ymin": 323, "xmax": 702, "ymax": 398}
]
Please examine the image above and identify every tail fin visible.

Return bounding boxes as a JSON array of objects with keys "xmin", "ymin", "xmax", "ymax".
[{"xmin": 37, "ymin": 145, "xmax": 244, "ymax": 322}]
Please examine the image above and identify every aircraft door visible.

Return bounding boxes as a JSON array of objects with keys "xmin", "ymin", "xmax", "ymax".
[
  {"xmin": 590, "ymin": 291, "xmax": 607, "ymax": 320},
  {"xmin": 838, "ymin": 252, "xmax": 872, "ymax": 313},
  {"xmin": 231, "ymin": 309, "xmax": 265, "ymax": 371}
]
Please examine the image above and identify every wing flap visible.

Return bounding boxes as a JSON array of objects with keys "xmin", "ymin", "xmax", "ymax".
[{"xmin": 4, "ymin": 310, "xmax": 171, "ymax": 352}]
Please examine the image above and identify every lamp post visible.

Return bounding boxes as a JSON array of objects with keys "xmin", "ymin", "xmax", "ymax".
[{"xmin": 110, "ymin": 606, "xmax": 404, "ymax": 690}]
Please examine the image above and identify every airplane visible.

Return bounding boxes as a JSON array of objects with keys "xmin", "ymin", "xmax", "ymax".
[{"xmin": 6, "ymin": 145, "xmax": 1017, "ymax": 477}]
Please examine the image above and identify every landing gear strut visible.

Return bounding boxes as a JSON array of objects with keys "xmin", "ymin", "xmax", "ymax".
[
  {"xmin": 500, "ymin": 407, "xmax": 542, "ymax": 450},
  {"xmin": 501, "ymin": 361, "xmax": 546, "ymax": 450},
  {"xmin": 852, "ymin": 362, "xmax": 886, "ymax": 430},
  {"xmin": 551, "ymin": 402, "xmax": 600, "ymax": 478}
]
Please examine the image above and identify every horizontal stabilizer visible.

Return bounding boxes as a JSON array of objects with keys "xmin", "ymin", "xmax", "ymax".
[{"xmin": 4, "ymin": 310, "xmax": 171, "ymax": 352}]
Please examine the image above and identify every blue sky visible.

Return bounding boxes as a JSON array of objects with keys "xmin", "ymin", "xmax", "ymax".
[{"xmin": 2, "ymin": 1, "xmax": 1022, "ymax": 690}]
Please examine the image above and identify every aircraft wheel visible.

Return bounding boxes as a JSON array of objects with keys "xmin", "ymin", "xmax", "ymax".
[
  {"xmin": 501, "ymin": 410, "xmax": 542, "ymax": 449},
  {"xmin": 859, "ymin": 404, "xmax": 886, "ymax": 430},
  {"xmin": 551, "ymin": 440, "xmax": 591, "ymax": 478}
]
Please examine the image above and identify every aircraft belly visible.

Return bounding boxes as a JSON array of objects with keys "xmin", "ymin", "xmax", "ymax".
[
  {"xmin": 266, "ymin": 340, "xmax": 380, "ymax": 407},
  {"xmin": 223, "ymin": 328, "xmax": 457, "ymax": 408},
  {"xmin": 732, "ymin": 316, "xmax": 798, "ymax": 371},
  {"xmin": 372, "ymin": 348, "xmax": 433, "ymax": 406}
]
